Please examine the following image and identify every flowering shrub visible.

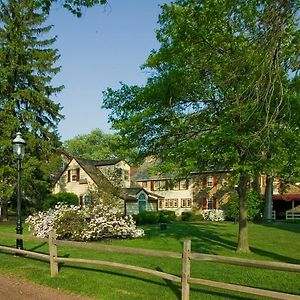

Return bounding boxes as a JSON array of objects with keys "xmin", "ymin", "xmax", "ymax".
[
  {"xmin": 26, "ymin": 203, "xmax": 144, "ymax": 241},
  {"xmin": 201, "ymin": 209, "xmax": 225, "ymax": 222}
]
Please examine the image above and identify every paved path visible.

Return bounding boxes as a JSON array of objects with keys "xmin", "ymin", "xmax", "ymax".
[{"xmin": 0, "ymin": 274, "xmax": 94, "ymax": 300}]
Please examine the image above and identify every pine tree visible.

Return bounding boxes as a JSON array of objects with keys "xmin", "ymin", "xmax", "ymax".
[{"xmin": 0, "ymin": 0, "xmax": 63, "ymax": 220}]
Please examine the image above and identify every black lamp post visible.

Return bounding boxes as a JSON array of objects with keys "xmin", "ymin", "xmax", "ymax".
[{"xmin": 13, "ymin": 132, "xmax": 25, "ymax": 249}]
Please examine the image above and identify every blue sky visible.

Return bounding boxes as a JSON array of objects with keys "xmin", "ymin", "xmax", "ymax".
[{"xmin": 48, "ymin": 1, "xmax": 171, "ymax": 141}]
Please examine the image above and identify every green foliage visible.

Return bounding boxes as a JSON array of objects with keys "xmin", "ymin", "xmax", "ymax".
[
  {"xmin": 181, "ymin": 211, "xmax": 204, "ymax": 222},
  {"xmin": 0, "ymin": 222, "xmax": 299, "ymax": 299},
  {"xmin": 158, "ymin": 210, "xmax": 176, "ymax": 223},
  {"xmin": 224, "ymin": 194, "xmax": 239, "ymax": 223},
  {"xmin": 42, "ymin": 192, "xmax": 79, "ymax": 211},
  {"xmin": 0, "ymin": 0, "xmax": 63, "ymax": 216},
  {"xmin": 225, "ymin": 191, "xmax": 263, "ymax": 222},
  {"xmin": 181, "ymin": 212, "xmax": 192, "ymax": 221},
  {"xmin": 35, "ymin": 0, "xmax": 107, "ymax": 17},
  {"xmin": 133, "ymin": 211, "xmax": 160, "ymax": 225},
  {"xmin": 103, "ymin": 0, "xmax": 300, "ymax": 251},
  {"xmin": 63, "ymin": 129, "xmax": 137, "ymax": 163},
  {"xmin": 134, "ymin": 210, "xmax": 176, "ymax": 225}
]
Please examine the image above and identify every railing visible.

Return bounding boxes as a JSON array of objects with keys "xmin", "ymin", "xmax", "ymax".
[
  {"xmin": 286, "ymin": 211, "xmax": 300, "ymax": 220},
  {"xmin": 0, "ymin": 231, "xmax": 300, "ymax": 300}
]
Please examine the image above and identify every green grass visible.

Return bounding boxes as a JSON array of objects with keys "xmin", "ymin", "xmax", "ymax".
[{"xmin": 0, "ymin": 221, "xmax": 299, "ymax": 299}]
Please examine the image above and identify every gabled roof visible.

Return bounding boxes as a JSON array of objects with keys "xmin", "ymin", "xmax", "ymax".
[
  {"xmin": 53, "ymin": 157, "xmax": 119, "ymax": 197},
  {"xmin": 78, "ymin": 158, "xmax": 122, "ymax": 167},
  {"xmin": 122, "ymin": 187, "xmax": 162, "ymax": 202},
  {"xmin": 76, "ymin": 158, "xmax": 117, "ymax": 194}
]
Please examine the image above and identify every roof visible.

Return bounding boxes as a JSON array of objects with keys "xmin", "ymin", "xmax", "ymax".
[
  {"xmin": 273, "ymin": 194, "xmax": 300, "ymax": 201},
  {"xmin": 273, "ymin": 184, "xmax": 300, "ymax": 202},
  {"xmin": 77, "ymin": 158, "xmax": 122, "ymax": 167},
  {"xmin": 133, "ymin": 157, "xmax": 229, "ymax": 181},
  {"xmin": 122, "ymin": 187, "xmax": 162, "ymax": 202}
]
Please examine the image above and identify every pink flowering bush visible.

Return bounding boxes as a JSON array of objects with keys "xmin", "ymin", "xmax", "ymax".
[{"xmin": 26, "ymin": 203, "xmax": 144, "ymax": 241}]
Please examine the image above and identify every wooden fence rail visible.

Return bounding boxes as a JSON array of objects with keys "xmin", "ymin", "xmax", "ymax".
[{"xmin": 0, "ymin": 231, "xmax": 299, "ymax": 300}]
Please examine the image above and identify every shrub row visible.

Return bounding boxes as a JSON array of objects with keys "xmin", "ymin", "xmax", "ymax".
[{"xmin": 133, "ymin": 210, "xmax": 176, "ymax": 225}]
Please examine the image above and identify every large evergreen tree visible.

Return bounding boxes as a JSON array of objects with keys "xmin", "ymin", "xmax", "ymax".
[
  {"xmin": 103, "ymin": 0, "xmax": 300, "ymax": 252},
  {"xmin": 0, "ymin": 0, "xmax": 63, "ymax": 219}
]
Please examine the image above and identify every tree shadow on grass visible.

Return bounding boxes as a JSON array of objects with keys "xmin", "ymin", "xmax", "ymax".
[
  {"xmin": 60, "ymin": 264, "xmax": 256, "ymax": 300},
  {"xmin": 143, "ymin": 221, "xmax": 300, "ymax": 264}
]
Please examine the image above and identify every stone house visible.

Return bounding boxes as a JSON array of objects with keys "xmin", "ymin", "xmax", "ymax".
[{"xmin": 52, "ymin": 155, "xmax": 160, "ymax": 214}]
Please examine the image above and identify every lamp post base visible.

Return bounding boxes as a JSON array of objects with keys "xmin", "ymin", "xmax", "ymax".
[{"xmin": 16, "ymin": 220, "xmax": 23, "ymax": 249}]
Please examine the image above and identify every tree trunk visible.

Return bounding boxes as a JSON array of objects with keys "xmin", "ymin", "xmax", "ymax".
[
  {"xmin": 264, "ymin": 175, "xmax": 273, "ymax": 222},
  {"xmin": 236, "ymin": 172, "xmax": 250, "ymax": 253},
  {"xmin": 0, "ymin": 200, "xmax": 9, "ymax": 222}
]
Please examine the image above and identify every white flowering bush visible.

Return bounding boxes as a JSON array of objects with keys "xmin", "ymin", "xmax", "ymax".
[
  {"xmin": 201, "ymin": 209, "xmax": 225, "ymax": 222},
  {"xmin": 26, "ymin": 203, "xmax": 144, "ymax": 241}
]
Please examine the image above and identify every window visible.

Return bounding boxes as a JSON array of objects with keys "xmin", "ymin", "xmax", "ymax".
[
  {"xmin": 68, "ymin": 169, "xmax": 80, "ymax": 182},
  {"xmin": 180, "ymin": 180, "xmax": 189, "ymax": 190},
  {"xmin": 164, "ymin": 199, "xmax": 178, "ymax": 208},
  {"xmin": 138, "ymin": 193, "xmax": 146, "ymax": 213},
  {"xmin": 159, "ymin": 200, "xmax": 163, "ymax": 208},
  {"xmin": 83, "ymin": 195, "xmax": 91, "ymax": 206},
  {"xmin": 207, "ymin": 176, "xmax": 213, "ymax": 187},
  {"xmin": 124, "ymin": 170, "xmax": 129, "ymax": 181},
  {"xmin": 153, "ymin": 180, "xmax": 166, "ymax": 191},
  {"xmin": 142, "ymin": 181, "xmax": 148, "ymax": 189},
  {"xmin": 181, "ymin": 198, "xmax": 192, "ymax": 208},
  {"xmin": 207, "ymin": 198, "xmax": 213, "ymax": 209}
]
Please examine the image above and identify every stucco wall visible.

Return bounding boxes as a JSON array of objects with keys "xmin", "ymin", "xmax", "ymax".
[{"xmin": 53, "ymin": 159, "xmax": 96, "ymax": 200}]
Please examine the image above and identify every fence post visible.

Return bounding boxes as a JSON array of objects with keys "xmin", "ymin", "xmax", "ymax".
[
  {"xmin": 49, "ymin": 230, "xmax": 58, "ymax": 277},
  {"xmin": 182, "ymin": 240, "xmax": 191, "ymax": 300}
]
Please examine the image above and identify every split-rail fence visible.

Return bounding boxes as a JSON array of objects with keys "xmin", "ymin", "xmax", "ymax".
[{"xmin": 0, "ymin": 231, "xmax": 299, "ymax": 300}]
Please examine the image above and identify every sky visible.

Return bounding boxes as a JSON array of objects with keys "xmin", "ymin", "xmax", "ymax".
[{"xmin": 47, "ymin": 0, "xmax": 171, "ymax": 141}]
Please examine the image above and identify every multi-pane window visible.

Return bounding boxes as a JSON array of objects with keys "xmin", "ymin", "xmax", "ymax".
[
  {"xmin": 150, "ymin": 179, "xmax": 189, "ymax": 191},
  {"xmin": 68, "ymin": 169, "xmax": 80, "ymax": 182},
  {"xmin": 124, "ymin": 170, "xmax": 129, "ymax": 181},
  {"xmin": 207, "ymin": 198, "xmax": 213, "ymax": 209},
  {"xmin": 207, "ymin": 176, "xmax": 213, "ymax": 187},
  {"xmin": 159, "ymin": 200, "xmax": 163, "ymax": 208},
  {"xmin": 138, "ymin": 193, "xmax": 146, "ymax": 213},
  {"xmin": 163, "ymin": 199, "xmax": 178, "ymax": 208},
  {"xmin": 181, "ymin": 198, "xmax": 192, "ymax": 208}
]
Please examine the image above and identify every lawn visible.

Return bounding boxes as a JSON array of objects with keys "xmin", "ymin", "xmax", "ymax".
[{"xmin": 0, "ymin": 220, "xmax": 299, "ymax": 299}]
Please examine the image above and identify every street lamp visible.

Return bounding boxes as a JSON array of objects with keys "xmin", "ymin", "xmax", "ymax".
[{"xmin": 13, "ymin": 132, "xmax": 26, "ymax": 249}]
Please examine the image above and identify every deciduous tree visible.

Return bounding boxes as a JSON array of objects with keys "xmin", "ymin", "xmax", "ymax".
[
  {"xmin": 63, "ymin": 128, "xmax": 137, "ymax": 163},
  {"xmin": 103, "ymin": 0, "xmax": 300, "ymax": 252}
]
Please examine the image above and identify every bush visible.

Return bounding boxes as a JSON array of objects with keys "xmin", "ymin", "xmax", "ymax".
[
  {"xmin": 201, "ymin": 209, "xmax": 225, "ymax": 221},
  {"xmin": 42, "ymin": 192, "xmax": 79, "ymax": 211},
  {"xmin": 159, "ymin": 210, "xmax": 176, "ymax": 223},
  {"xmin": 182, "ymin": 212, "xmax": 192, "ymax": 221},
  {"xmin": 225, "ymin": 191, "xmax": 263, "ymax": 221},
  {"xmin": 133, "ymin": 211, "xmax": 160, "ymax": 225},
  {"xmin": 181, "ymin": 211, "xmax": 205, "ymax": 222},
  {"xmin": 26, "ymin": 203, "xmax": 144, "ymax": 241}
]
